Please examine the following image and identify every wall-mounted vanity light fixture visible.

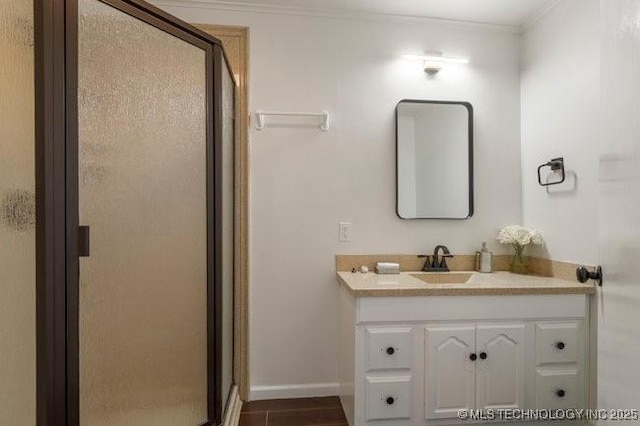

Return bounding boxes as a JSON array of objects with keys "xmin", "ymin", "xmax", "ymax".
[{"xmin": 404, "ymin": 51, "xmax": 469, "ymax": 75}]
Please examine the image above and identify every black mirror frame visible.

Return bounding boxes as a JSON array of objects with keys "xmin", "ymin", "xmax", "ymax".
[{"xmin": 395, "ymin": 99, "xmax": 474, "ymax": 220}]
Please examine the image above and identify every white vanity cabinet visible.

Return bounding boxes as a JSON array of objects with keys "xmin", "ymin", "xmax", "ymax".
[{"xmin": 338, "ymin": 289, "xmax": 590, "ymax": 426}]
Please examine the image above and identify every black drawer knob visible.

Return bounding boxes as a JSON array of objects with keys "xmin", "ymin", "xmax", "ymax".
[
  {"xmin": 557, "ymin": 389, "xmax": 566, "ymax": 398},
  {"xmin": 386, "ymin": 347, "xmax": 395, "ymax": 355},
  {"xmin": 479, "ymin": 352, "xmax": 487, "ymax": 360},
  {"xmin": 556, "ymin": 341, "xmax": 565, "ymax": 350},
  {"xmin": 470, "ymin": 353, "xmax": 477, "ymax": 361},
  {"xmin": 386, "ymin": 396, "xmax": 395, "ymax": 405}
]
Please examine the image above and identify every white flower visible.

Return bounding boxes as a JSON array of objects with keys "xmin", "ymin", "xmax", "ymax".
[
  {"xmin": 497, "ymin": 225, "xmax": 543, "ymax": 246},
  {"xmin": 530, "ymin": 230, "xmax": 543, "ymax": 245}
]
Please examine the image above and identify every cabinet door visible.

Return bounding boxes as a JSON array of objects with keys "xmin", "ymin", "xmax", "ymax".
[
  {"xmin": 476, "ymin": 324, "xmax": 526, "ymax": 411},
  {"xmin": 425, "ymin": 325, "xmax": 476, "ymax": 419}
]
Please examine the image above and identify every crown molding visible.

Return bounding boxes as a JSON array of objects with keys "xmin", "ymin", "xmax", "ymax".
[
  {"xmin": 150, "ymin": 0, "xmax": 524, "ymax": 33},
  {"xmin": 521, "ymin": 0, "xmax": 565, "ymax": 32}
]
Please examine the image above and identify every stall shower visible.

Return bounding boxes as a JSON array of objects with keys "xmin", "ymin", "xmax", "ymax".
[{"xmin": 1, "ymin": 0, "xmax": 236, "ymax": 424}]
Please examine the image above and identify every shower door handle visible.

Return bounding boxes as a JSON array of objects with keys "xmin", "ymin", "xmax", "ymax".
[{"xmin": 78, "ymin": 225, "xmax": 90, "ymax": 257}]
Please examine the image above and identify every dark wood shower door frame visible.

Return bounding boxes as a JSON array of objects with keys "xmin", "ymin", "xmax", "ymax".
[{"xmin": 35, "ymin": 0, "xmax": 235, "ymax": 425}]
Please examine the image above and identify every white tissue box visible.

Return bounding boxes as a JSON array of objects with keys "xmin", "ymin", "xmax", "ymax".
[{"xmin": 376, "ymin": 262, "xmax": 400, "ymax": 274}]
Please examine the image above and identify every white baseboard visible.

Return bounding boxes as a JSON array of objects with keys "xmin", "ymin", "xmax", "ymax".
[
  {"xmin": 249, "ymin": 382, "xmax": 340, "ymax": 401},
  {"xmin": 222, "ymin": 385, "xmax": 242, "ymax": 426}
]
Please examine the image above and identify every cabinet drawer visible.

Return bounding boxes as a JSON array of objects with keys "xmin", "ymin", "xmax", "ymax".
[
  {"xmin": 365, "ymin": 375, "xmax": 411, "ymax": 420},
  {"xmin": 536, "ymin": 322, "xmax": 580, "ymax": 364},
  {"xmin": 535, "ymin": 369, "xmax": 579, "ymax": 409},
  {"xmin": 366, "ymin": 327, "xmax": 412, "ymax": 370}
]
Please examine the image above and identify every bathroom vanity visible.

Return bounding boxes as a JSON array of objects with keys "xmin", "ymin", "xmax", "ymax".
[{"xmin": 337, "ymin": 271, "xmax": 595, "ymax": 425}]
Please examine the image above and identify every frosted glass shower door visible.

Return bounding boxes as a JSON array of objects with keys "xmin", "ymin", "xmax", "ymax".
[
  {"xmin": 0, "ymin": 0, "xmax": 35, "ymax": 424},
  {"xmin": 78, "ymin": 0, "xmax": 209, "ymax": 425}
]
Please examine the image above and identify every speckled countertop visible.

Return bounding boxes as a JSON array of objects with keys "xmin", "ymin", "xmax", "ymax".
[{"xmin": 336, "ymin": 271, "xmax": 596, "ymax": 297}]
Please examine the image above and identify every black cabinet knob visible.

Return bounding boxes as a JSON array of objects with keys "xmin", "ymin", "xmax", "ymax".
[
  {"xmin": 470, "ymin": 353, "xmax": 477, "ymax": 361},
  {"xmin": 386, "ymin": 347, "xmax": 395, "ymax": 355},
  {"xmin": 557, "ymin": 389, "xmax": 565, "ymax": 398},
  {"xmin": 556, "ymin": 341, "xmax": 565, "ymax": 350},
  {"xmin": 479, "ymin": 352, "xmax": 487, "ymax": 360},
  {"xmin": 386, "ymin": 396, "xmax": 395, "ymax": 405}
]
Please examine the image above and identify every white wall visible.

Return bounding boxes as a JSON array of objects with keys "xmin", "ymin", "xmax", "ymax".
[
  {"xmin": 520, "ymin": 0, "xmax": 601, "ymax": 265},
  {"xmin": 155, "ymin": 2, "xmax": 522, "ymax": 398}
]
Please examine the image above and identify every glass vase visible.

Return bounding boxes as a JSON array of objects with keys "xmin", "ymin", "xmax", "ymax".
[{"xmin": 510, "ymin": 244, "xmax": 528, "ymax": 274}]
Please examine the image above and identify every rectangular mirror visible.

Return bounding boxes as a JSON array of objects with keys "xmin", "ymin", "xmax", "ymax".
[{"xmin": 396, "ymin": 100, "xmax": 473, "ymax": 219}]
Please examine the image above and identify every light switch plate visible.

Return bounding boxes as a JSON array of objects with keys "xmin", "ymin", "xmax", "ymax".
[{"xmin": 339, "ymin": 222, "xmax": 352, "ymax": 242}]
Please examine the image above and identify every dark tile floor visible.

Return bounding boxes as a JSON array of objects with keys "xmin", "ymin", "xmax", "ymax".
[{"xmin": 240, "ymin": 396, "xmax": 348, "ymax": 426}]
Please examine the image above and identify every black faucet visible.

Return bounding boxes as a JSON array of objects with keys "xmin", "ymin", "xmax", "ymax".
[{"xmin": 419, "ymin": 245, "xmax": 454, "ymax": 272}]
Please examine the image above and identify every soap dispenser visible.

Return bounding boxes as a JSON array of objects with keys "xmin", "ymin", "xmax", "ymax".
[{"xmin": 475, "ymin": 242, "xmax": 493, "ymax": 273}]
